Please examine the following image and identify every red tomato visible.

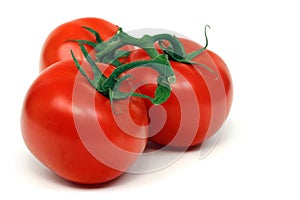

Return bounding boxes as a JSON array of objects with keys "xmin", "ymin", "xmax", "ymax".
[
  {"xmin": 127, "ymin": 38, "xmax": 233, "ymax": 148},
  {"xmin": 21, "ymin": 60, "xmax": 148, "ymax": 184},
  {"xmin": 39, "ymin": 17, "xmax": 119, "ymax": 71}
]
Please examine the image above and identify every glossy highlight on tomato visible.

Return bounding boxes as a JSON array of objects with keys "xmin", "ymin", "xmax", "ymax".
[
  {"xmin": 39, "ymin": 17, "xmax": 119, "ymax": 71},
  {"xmin": 127, "ymin": 38, "xmax": 233, "ymax": 148},
  {"xmin": 21, "ymin": 60, "xmax": 148, "ymax": 184}
]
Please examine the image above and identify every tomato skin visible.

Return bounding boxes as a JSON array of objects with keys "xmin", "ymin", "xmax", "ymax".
[
  {"xmin": 127, "ymin": 38, "xmax": 233, "ymax": 148},
  {"xmin": 175, "ymin": 38, "xmax": 233, "ymax": 118},
  {"xmin": 21, "ymin": 60, "xmax": 148, "ymax": 184},
  {"xmin": 39, "ymin": 17, "xmax": 119, "ymax": 71}
]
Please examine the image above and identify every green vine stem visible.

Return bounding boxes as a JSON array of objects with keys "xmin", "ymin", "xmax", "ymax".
[
  {"xmin": 75, "ymin": 27, "xmax": 186, "ymax": 64},
  {"xmin": 74, "ymin": 25, "xmax": 211, "ymax": 66},
  {"xmin": 70, "ymin": 25, "xmax": 213, "ymax": 104},
  {"xmin": 71, "ymin": 43, "xmax": 175, "ymax": 105},
  {"xmin": 93, "ymin": 28, "xmax": 187, "ymax": 63}
]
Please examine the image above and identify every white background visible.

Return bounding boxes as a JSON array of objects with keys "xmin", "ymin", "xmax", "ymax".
[{"xmin": 1, "ymin": 0, "xmax": 299, "ymax": 199}]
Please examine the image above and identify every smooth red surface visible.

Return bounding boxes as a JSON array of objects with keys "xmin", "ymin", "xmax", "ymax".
[
  {"xmin": 21, "ymin": 60, "xmax": 148, "ymax": 184},
  {"xmin": 127, "ymin": 38, "xmax": 233, "ymax": 148},
  {"xmin": 39, "ymin": 17, "xmax": 118, "ymax": 71}
]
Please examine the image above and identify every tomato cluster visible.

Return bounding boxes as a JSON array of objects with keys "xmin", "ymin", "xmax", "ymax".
[{"xmin": 21, "ymin": 17, "xmax": 233, "ymax": 185}]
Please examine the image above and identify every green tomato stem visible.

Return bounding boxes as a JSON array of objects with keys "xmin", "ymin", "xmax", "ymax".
[
  {"xmin": 71, "ymin": 25, "xmax": 211, "ymax": 104},
  {"xmin": 95, "ymin": 28, "xmax": 187, "ymax": 61},
  {"xmin": 72, "ymin": 44, "xmax": 175, "ymax": 104}
]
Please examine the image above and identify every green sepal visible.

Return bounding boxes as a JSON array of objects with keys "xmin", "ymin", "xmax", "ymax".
[
  {"xmin": 114, "ymin": 49, "xmax": 130, "ymax": 59},
  {"xmin": 189, "ymin": 61, "xmax": 219, "ymax": 80},
  {"xmin": 109, "ymin": 72, "xmax": 171, "ymax": 105},
  {"xmin": 82, "ymin": 26, "xmax": 103, "ymax": 43},
  {"xmin": 73, "ymin": 39, "xmax": 97, "ymax": 48},
  {"xmin": 109, "ymin": 74, "xmax": 133, "ymax": 100},
  {"xmin": 78, "ymin": 43, "xmax": 107, "ymax": 88},
  {"xmin": 71, "ymin": 50, "xmax": 93, "ymax": 84},
  {"xmin": 157, "ymin": 36, "xmax": 186, "ymax": 61},
  {"xmin": 185, "ymin": 25, "xmax": 210, "ymax": 60},
  {"xmin": 101, "ymin": 50, "xmax": 130, "ymax": 67},
  {"xmin": 150, "ymin": 76, "xmax": 171, "ymax": 105}
]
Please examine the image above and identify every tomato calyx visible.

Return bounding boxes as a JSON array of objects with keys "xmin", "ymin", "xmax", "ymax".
[
  {"xmin": 90, "ymin": 25, "xmax": 216, "ymax": 77},
  {"xmin": 157, "ymin": 26, "xmax": 208, "ymax": 62},
  {"xmin": 71, "ymin": 25, "xmax": 216, "ymax": 104},
  {"xmin": 71, "ymin": 44, "xmax": 175, "ymax": 105},
  {"xmin": 94, "ymin": 27, "xmax": 187, "ymax": 64},
  {"xmin": 70, "ymin": 26, "xmax": 129, "ymax": 67},
  {"xmin": 157, "ymin": 25, "xmax": 217, "ymax": 78}
]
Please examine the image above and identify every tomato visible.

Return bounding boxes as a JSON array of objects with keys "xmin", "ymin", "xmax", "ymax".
[
  {"xmin": 21, "ymin": 60, "xmax": 148, "ymax": 184},
  {"xmin": 127, "ymin": 38, "xmax": 233, "ymax": 148},
  {"xmin": 39, "ymin": 17, "xmax": 119, "ymax": 71}
]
